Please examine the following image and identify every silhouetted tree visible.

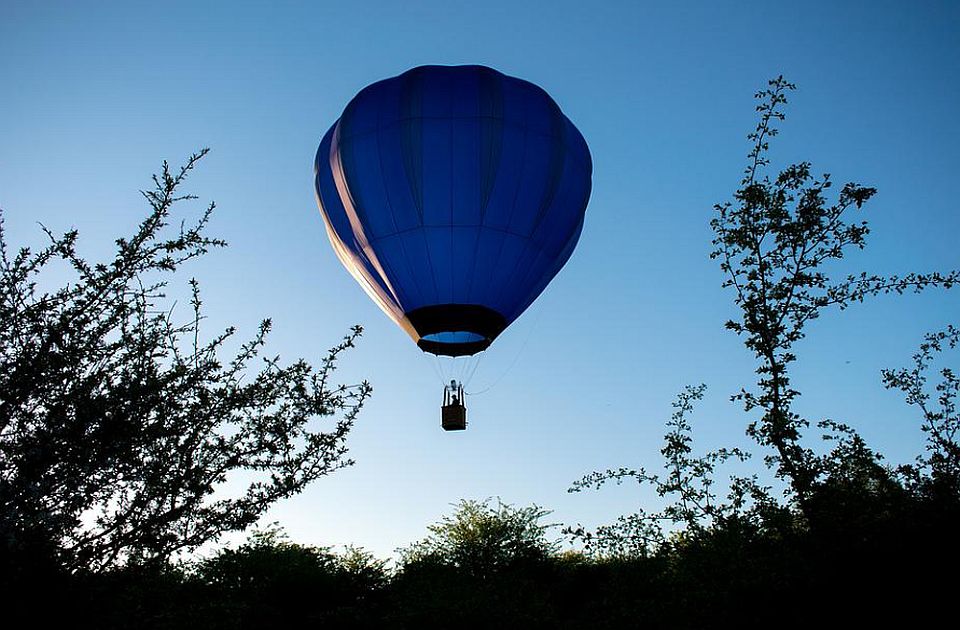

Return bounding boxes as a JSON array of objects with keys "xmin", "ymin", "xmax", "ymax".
[
  {"xmin": 399, "ymin": 498, "xmax": 557, "ymax": 579},
  {"xmin": 710, "ymin": 76, "xmax": 958, "ymax": 513},
  {"xmin": 883, "ymin": 325, "xmax": 960, "ymax": 502},
  {"xmin": 566, "ymin": 385, "xmax": 773, "ymax": 558},
  {"xmin": 564, "ymin": 78, "xmax": 960, "ymax": 625},
  {"xmin": 392, "ymin": 499, "xmax": 560, "ymax": 628},
  {"xmin": 196, "ymin": 525, "xmax": 387, "ymax": 628},
  {"xmin": 0, "ymin": 150, "xmax": 371, "ymax": 574}
]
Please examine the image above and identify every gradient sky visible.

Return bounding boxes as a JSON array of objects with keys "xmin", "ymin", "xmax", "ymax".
[{"xmin": 2, "ymin": 0, "xmax": 958, "ymax": 559}]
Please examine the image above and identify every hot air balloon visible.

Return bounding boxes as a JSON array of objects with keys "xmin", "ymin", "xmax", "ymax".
[{"xmin": 314, "ymin": 65, "xmax": 592, "ymax": 429}]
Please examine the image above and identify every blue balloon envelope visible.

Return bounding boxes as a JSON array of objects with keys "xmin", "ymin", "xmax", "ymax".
[{"xmin": 315, "ymin": 65, "xmax": 592, "ymax": 356}]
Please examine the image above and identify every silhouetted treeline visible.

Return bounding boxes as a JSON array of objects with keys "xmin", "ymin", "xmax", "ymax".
[{"xmin": 3, "ymin": 488, "xmax": 958, "ymax": 628}]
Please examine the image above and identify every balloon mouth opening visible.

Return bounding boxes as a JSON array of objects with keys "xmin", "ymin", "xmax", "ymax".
[
  {"xmin": 422, "ymin": 331, "xmax": 487, "ymax": 344},
  {"xmin": 418, "ymin": 331, "xmax": 490, "ymax": 357},
  {"xmin": 406, "ymin": 304, "xmax": 507, "ymax": 357},
  {"xmin": 417, "ymin": 336, "xmax": 492, "ymax": 357}
]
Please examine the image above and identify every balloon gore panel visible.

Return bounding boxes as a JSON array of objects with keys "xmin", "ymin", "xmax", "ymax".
[{"xmin": 314, "ymin": 65, "xmax": 592, "ymax": 356}]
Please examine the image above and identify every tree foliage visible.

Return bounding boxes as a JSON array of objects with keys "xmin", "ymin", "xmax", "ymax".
[
  {"xmin": 883, "ymin": 326, "xmax": 960, "ymax": 501},
  {"xmin": 566, "ymin": 385, "xmax": 770, "ymax": 557},
  {"xmin": 709, "ymin": 76, "xmax": 958, "ymax": 510},
  {"xmin": 0, "ymin": 150, "xmax": 371, "ymax": 573},
  {"xmin": 391, "ymin": 499, "xmax": 564, "ymax": 628},
  {"xmin": 398, "ymin": 498, "xmax": 557, "ymax": 579},
  {"xmin": 196, "ymin": 525, "xmax": 387, "ymax": 628},
  {"xmin": 570, "ymin": 76, "xmax": 959, "ymax": 569}
]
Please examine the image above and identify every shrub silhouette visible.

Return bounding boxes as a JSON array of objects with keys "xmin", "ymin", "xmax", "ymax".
[
  {"xmin": 196, "ymin": 526, "xmax": 387, "ymax": 628},
  {"xmin": 0, "ymin": 151, "xmax": 370, "ymax": 575}
]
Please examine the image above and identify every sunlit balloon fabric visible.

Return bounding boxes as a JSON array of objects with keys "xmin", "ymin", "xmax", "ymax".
[{"xmin": 314, "ymin": 65, "xmax": 592, "ymax": 356}]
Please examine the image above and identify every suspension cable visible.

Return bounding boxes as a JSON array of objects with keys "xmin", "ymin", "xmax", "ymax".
[{"xmin": 465, "ymin": 305, "xmax": 543, "ymax": 396}]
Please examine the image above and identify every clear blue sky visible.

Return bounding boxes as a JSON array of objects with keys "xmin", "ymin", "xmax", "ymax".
[{"xmin": 2, "ymin": 0, "xmax": 958, "ymax": 559}]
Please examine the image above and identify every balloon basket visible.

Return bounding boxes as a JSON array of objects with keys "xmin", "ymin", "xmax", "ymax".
[{"xmin": 441, "ymin": 404, "xmax": 467, "ymax": 431}]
